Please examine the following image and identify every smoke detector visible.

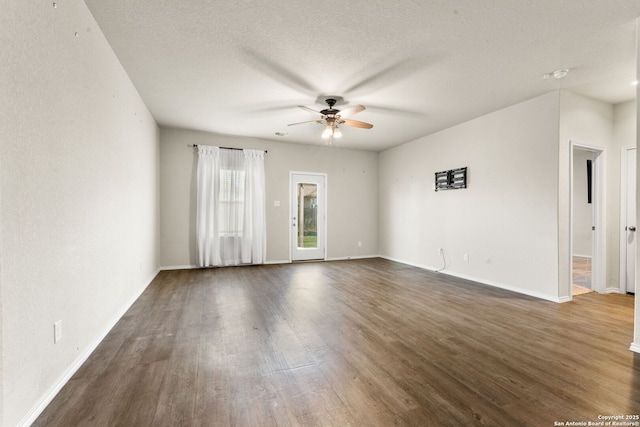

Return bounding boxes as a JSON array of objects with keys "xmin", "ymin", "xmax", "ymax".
[{"xmin": 543, "ymin": 69, "xmax": 570, "ymax": 80}]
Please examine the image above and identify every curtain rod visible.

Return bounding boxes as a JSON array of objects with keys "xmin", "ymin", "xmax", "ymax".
[{"xmin": 190, "ymin": 144, "xmax": 267, "ymax": 153}]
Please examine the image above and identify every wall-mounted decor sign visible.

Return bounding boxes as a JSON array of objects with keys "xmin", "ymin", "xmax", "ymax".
[{"xmin": 435, "ymin": 167, "xmax": 467, "ymax": 191}]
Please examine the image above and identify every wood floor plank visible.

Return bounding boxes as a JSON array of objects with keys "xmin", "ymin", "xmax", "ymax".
[{"xmin": 34, "ymin": 258, "xmax": 640, "ymax": 426}]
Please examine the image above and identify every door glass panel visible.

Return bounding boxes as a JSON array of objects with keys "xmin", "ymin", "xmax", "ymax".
[{"xmin": 297, "ymin": 183, "xmax": 318, "ymax": 249}]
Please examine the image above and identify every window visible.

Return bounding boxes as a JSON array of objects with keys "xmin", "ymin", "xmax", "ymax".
[
  {"xmin": 196, "ymin": 146, "xmax": 266, "ymax": 266},
  {"xmin": 219, "ymin": 169, "xmax": 245, "ymax": 236}
]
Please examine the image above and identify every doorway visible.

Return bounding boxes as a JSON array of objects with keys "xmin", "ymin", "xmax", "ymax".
[
  {"xmin": 572, "ymin": 148, "xmax": 595, "ymax": 294},
  {"xmin": 570, "ymin": 143, "xmax": 605, "ymax": 297},
  {"xmin": 622, "ymin": 147, "xmax": 636, "ymax": 294},
  {"xmin": 290, "ymin": 172, "xmax": 326, "ymax": 261}
]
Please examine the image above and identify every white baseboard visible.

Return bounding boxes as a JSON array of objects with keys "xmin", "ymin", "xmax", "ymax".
[
  {"xmin": 160, "ymin": 257, "xmax": 379, "ymax": 270},
  {"xmin": 379, "ymin": 255, "xmax": 560, "ymax": 303},
  {"xmin": 325, "ymin": 255, "xmax": 379, "ymax": 262},
  {"xmin": 630, "ymin": 342, "xmax": 640, "ymax": 353},
  {"xmin": 160, "ymin": 261, "xmax": 293, "ymax": 269},
  {"xmin": 264, "ymin": 260, "xmax": 290, "ymax": 265},
  {"xmin": 159, "ymin": 264, "xmax": 198, "ymax": 270},
  {"xmin": 17, "ymin": 268, "xmax": 160, "ymax": 427},
  {"xmin": 266, "ymin": 256, "xmax": 379, "ymax": 265},
  {"xmin": 284, "ymin": 256, "xmax": 379, "ymax": 263}
]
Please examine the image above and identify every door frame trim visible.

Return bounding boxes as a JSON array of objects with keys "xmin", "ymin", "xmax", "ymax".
[
  {"xmin": 570, "ymin": 141, "xmax": 606, "ymax": 297},
  {"xmin": 289, "ymin": 171, "xmax": 328, "ymax": 262},
  {"xmin": 620, "ymin": 146, "xmax": 636, "ymax": 294}
]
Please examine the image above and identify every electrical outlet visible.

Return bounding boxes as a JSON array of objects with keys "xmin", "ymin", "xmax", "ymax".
[
  {"xmin": 358, "ymin": 241, "xmax": 362, "ymax": 247},
  {"xmin": 438, "ymin": 248, "xmax": 444, "ymax": 255},
  {"xmin": 54, "ymin": 320, "xmax": 62, "ymax": 343},
  {"xmin": 464, "ymin": 253, "xmax": 469, "ymax": 262}
]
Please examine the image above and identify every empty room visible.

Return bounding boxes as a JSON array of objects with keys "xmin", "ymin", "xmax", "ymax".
[{"xmin": 3, "ymin": 1, "xmax": 640, "ymax": 426}]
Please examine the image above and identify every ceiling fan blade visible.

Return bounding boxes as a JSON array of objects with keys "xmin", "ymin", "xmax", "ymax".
[
  {"xmin": 341, "ymin": 119, "xmax": 373, "ymax": 129},
  {"xmin": 298, "ymin": 105, "xmax": 322, "ymax": 115},
  {"xmin": 287, "ymin": 120, "xmax": 322, "ymax": 126},
  {"xmin": 337, "ymin": 104, "xmax": 365, "ymax": 118}
]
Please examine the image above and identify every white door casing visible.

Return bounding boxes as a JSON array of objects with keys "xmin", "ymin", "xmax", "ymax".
[{"xmin": 570, "ymin": 141, "xmax": 606, "ymax": 297}]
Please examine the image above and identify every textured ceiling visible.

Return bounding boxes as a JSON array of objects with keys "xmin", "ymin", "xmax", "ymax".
[{"xmin": 84, "ymin": 0, "xmax": 640, "ymax": 151}]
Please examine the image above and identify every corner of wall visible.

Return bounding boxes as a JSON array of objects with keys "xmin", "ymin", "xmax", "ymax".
[
  {"xmin": 635, "ymin": 16, "xmax": 640, "ymax": 350},
  {"xmin": 379, "ymin": 92, "xmax": 561, "ymax": 299},
  {"xmin": 0, "ymin": 233, "xmax": 3, "ymax": 427},
  {"xmin": 2, "ymin": 1, "xmax": 161, "ymax": 425}
]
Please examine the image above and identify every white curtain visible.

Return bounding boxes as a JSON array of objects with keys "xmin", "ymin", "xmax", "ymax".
[{"xmin": 196, "ymin": 146, "xmax": 266, "ymax": 267}]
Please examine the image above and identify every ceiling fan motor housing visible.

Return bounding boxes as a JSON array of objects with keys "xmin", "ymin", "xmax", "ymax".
[
  {"xmin": 320, "ymin": 98, "xmax": 340, "ymax": 116},
  {"xmin": 288, "ymin": 98, "xmax": 372, "ymax": 130}
]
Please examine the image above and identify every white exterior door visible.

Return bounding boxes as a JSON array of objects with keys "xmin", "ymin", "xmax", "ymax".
[
  {"xmin": 291, "ymin": 173, "xmax": 326, "ymax": 261},
  {"xmin": 625, "ymin": 148, "xmax": 636, "ymax": 294}
]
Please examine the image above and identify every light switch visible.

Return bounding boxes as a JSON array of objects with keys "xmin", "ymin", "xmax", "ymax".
[{"xmin": 54, "ymin": 320, "xmax": 62, "ymax": 343}]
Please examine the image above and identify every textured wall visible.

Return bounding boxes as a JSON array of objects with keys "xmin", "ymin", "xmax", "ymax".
[
  {"xmin": 614, "ymin": 100, "xmax": 637, "ymax": 295},
  {"xmin": 0, "ymin": 2, "xmax": 159, "ymax": 426},
  {"xmin": 558, "ymin": 91, "xmax": 616, "ymax": 297},
  {"xmin": 635, "ymin": 19, "xmax": 640, "ymax": 352},
  {"xmin": 379, "ymin": 92, "xmax": 561, "ymax": 300},
  {"xmin": 159, "ymin": 128, "xmax": 378, "ymax": 267}
]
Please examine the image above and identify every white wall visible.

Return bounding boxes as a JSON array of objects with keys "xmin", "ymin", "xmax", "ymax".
[
  {"xmin": 615, "ymin": 100, "xmax": 637, "ymax": 296},
  {"xmin": 160, "ymin": 128, "xmax": 378, "ymax": 267},
  {"xmin": 635, "ymin": 18, "xmax": 640, "ymax": 352},
  {"xmin": 379, "ymin": 92, "xmax": 561, "ymax": 301},
  {"xmin": 615, "ymin": 101, "xmax": 637, "ymax": 150},
  {"xmin": 1, "ymin": 2, "xmax": 159, "ymax": 426},
  {"xmin": 558, "ymin": 91, "xmax": 617, "ymax": 297}
]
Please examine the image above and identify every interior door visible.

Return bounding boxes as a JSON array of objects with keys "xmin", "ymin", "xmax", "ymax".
[
  {"xmin": 291, "ymin": 173, "xmax": 326, "ymax": 261},
  {"xmin": 625, "ymin": 148, "xmax": 636, "ymax": 294}
]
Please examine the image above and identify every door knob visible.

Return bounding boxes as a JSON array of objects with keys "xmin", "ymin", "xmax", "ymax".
[{"xmin": 630, "ymin": 226, "xmax": 636, "ymax": 232}]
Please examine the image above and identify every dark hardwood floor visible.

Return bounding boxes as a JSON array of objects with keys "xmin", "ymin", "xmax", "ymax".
[{"xmin": 34, "ymin": 258, "xmax": 640, "ymax": 426}]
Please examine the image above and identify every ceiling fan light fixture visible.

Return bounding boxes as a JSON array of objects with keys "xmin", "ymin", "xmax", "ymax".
[
  {"xmin": 321, "ymin": 125, "xmax": 333, "ymax": 139},
  {"xmin": 288, "ymin": 99, "xmax": 373, "ymax": 143}
]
